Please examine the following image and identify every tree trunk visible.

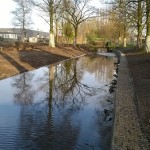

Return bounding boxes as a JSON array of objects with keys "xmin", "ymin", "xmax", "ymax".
[
  {"xmin": 123, "ymin": 26, "xmax": 127, "ymax": 47},
  {"xmin": 49, "ymin": 33, "xmax": 55, "ymax": 47},
  {"xmin": 137, "ymin": 32, "xmax": 142, "ymax": 49},
  {"xmin": 49, "ymin": 0, "xmax": 55, "ymax": 47},
  {"xmin": 118, "ymin": 37, "xmax": 121, "ymax": 45},
  {"xmin": 137, "ymin": 0, "xmax": 143, "ymax": 50},
  {"xmin": 73, "ymin": 26, "xmax": 78, "ymax": 46},
  {"xmin": 55, "ymin": 19, "xmax": 58, "ymax": 44},
  {"xmin": 22, "ymin": 7, "xmax": 26, "ymax": 42},
  {"xmin": 145, "ymin": 0, "xmax": 150, "ymax": 53},
  {"xmin": 123, "ymin": 37, "xmax": 127, "ymax": 47}
]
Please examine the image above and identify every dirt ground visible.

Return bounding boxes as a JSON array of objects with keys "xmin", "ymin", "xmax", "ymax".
[
  {"xmin": 0, "ymin": 42, "xmax": 85, "ymax": 79},
  {"xmin": 125, "ymin": 50, "xmax": 150, "ymax": 141}
]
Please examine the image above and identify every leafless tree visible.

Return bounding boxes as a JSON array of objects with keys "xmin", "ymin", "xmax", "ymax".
[
  {"xmin": 106, "ymin": 0, "xmax": 150, "ymax": 51},
  {"xmin": 125, "ymin": 0, "xmax": 146, "ymax": 49},
  {"xmin": 32, "ymin": 0, "xmax": 61, "ymax": 47},
  {"xmin": 62, "ymin": 0, "xmax": 96, "ymax": 45},
  {"xmin": 121, "ymin": 0, "xmax": 149, "ymax": 52},
  {"xmin": 145, "ymin": 0, "xmax": 150, "ymax": 53},
  {"xmin": 12, "ymin": 0, "xmax": 33, "ymax": 40}
]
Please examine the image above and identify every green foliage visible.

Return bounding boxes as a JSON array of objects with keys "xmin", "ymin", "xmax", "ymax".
[
  {"xmin": 86, "ymin": 30, "xmax": 109, "ymax": 46},
  {"xmin": 63, "ymin": 22, "xmax": 74, "ymax": 39},
  {"xmin": 86, "ymin": 30, "xmax": 99, "ymax": 44}
]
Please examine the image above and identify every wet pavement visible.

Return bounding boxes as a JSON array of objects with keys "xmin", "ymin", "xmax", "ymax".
[
  {"xmin": 0, "ymin": 55, "xmax": 117, "ymax": 150},
  {"xmin": 112, "ymin": 52, "xmax": 150, "ymax": 150}
]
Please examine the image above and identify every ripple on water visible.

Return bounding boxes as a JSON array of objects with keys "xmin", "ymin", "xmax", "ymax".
[{"xmin": 0, "ymin": 55, "xmax": 116, "ymax": 150}]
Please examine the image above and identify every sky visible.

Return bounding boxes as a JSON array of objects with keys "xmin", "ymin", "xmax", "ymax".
[{"xmin": 0, "ymin": 0, "xmax": 102, "ymax": 32}]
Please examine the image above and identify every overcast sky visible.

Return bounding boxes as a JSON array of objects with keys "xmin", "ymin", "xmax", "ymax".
[{"xmin": 0, "ymin": 0, "xmax": 101, "ymax": 32}]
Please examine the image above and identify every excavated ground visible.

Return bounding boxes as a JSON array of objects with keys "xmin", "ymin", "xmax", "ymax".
[
  {"xmin": 0, "ymin": 42, "xmax": 85, "ymax": 79},
  {"xmin": 125, "ymin": 50, "xmax": 150, "ymax": 141}
]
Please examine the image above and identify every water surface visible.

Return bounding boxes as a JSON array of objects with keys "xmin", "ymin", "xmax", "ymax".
[{"xmin": 0, "ymin": 55, "xmax": 116, "ymax": 150}]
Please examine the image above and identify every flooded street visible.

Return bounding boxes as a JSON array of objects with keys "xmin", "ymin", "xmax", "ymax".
[{"xmin": 0, "ymin": 55, "xmax": 117, "ymax": 150}]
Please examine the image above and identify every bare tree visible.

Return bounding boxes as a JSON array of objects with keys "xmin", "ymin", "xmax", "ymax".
[
  {"xmin": 103, "ymin": 0, "xmax": 146, "ymax": 49},
  {"xmin": 32, "ymin": 0, "xmax": 61, "ymax": 47},
  {"xmin": 12, "ymin": 0, "xmax": 33, "ymax": 40},
  {"xmin": 136, "ymin": 0, "xmax": 145, "ymax": 49},
  {"xmin": 99, "ymin": 0, "xmax": 131, "ymax": 47},
  {"xmin": 124, "ymin": 0, "xmax": 149, "ymax": 52},
  {"xmin": 62, "ymin": 0, "xmax": 96, "ymax": 45},
  {"xmin": 125, "ymin": 0, "xmax": 146, "ymax": 49},
  {"xmin": 113, "ymin": 0, "xmax": 131, "ymax": 47},
  {"xmin": 145, "ymin": 0, "xmax": 150, "ymax": 53}
]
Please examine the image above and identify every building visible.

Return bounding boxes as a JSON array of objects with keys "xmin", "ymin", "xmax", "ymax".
[{"xmin": 0, "ymin": 28, "xmax": 49, "ymax": 43}]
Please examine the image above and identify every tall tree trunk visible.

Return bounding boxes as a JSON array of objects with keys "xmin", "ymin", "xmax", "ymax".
[
  {"xmin": 123, "ymin": 25, "xmax": 127, "ymax": 47},
  {"xmin": 118, "ymin": 36, "xmax": 121, "ymax": 45},
  {"xmin": 22, "ymin": 7, "xmax": 26, "ymax": 42},
  {"xmin": 123, "ymin": 38, "xmax": 127, "ymax": 47},
  {"xmin": 137, "ymin": 0, "xmax": 143, "ymax": 50},
  {"xmin": 49, "ymin": 0, "xmax": 55, "ymax": 47},
  {"xmin": 145, "ymin": 0, "xmax": 150, "ymax": 53},
  {"xmin": 73, "ymin": 26, "xmax": 78, "ymax": 46},
  {"xmin": 118, "ymin": 31, "xmax": 121, "ymax": 45},
  {"xmin": 55, "ymin": 19, "xmax": 58, "ymax": 44}
]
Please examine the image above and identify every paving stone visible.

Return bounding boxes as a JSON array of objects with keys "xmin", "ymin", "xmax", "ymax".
[{"xmin": 112, "ymin": 53, "xmax": 150, "ymax": 150}]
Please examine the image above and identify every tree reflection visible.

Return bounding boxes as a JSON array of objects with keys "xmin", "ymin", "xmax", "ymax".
[
  {"xmin": 81, "ymin": 56, "xmax": 115, "ymax": 83},
  {"xmin": 11, "ymin": 73, "xmax": 35, "ymax": 105},
  {"xmin": 15, "ymin": 63, "xmax": 81, "ymax": 149},
  {"xmin": 53, "ymin": 59, "xmax": 96, "ymax": 110},
  {"xmin": 10, "ymin": 55, "xmax": 116, "ymax": 150},
  {"xmin": 34, "ymin": 58, "xmax": 100, "ymax": 112}
]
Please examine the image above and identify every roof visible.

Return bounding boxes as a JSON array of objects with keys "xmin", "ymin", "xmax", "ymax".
[{"xmin": 0, "ymin": 28, "xmax": 49, "ymax": 38}]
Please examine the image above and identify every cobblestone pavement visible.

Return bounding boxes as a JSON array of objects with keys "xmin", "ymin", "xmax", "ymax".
[{"xmin": 112, "ymin": 53, "xmax": 150, "ymax": 150}]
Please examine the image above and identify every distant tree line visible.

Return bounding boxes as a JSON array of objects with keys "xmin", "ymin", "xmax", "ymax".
[
  {"xmin": 11, "ymin": 0, "xmax": 150, "ymax": 53},
  {"xmin": 99, "ymin": 0, "xmax": 149, "ymax": 52},
  {"xmin": 12, "ymin": 0, "xmax": 96, "ymax": 47}
]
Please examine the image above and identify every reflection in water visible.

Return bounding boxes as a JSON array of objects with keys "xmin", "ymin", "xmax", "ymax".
[
  {"xmin": 11, "ymin": 73, "xmax": 35, "ymax": 105},
  {"xmin": 0, "ymin": 55, "xmax": 116, "ymax": 150},
  {"xmin": 81, "ymin": 56, "xmax": 115, "ymax": 83}
]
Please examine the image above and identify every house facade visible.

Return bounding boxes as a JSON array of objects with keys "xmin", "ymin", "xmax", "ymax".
[{"xmin": 0, "ymin": 28, "xmax": 49, "ymax": 43}]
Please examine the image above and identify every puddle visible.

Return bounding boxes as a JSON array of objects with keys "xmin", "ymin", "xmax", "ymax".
[{"xmin": 0, "ymin": 55, "xmax": 117, "ymax": 150}]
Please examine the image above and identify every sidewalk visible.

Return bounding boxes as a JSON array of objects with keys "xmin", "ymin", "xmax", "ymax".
[{"xmin": 112, "ymin": 52, "xmax": 150, "ymax": 150}]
